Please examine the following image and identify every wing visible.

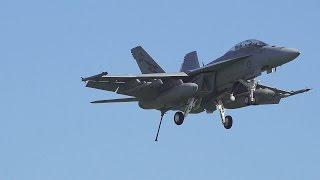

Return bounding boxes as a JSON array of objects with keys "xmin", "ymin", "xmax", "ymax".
[
  {"xmin": 82, "ymin": 55, "xmax": 251, "ymax": 98},
  {"xmin": 83, "ymin": 72, "xmax": 189, "ymax": 99},
  {"xmin": 91, "ymin": 97, "xmax": 139, "ymax": 103},
  {"xmin": 188, "ymin": 55, "xmax": 251, "ymax": 76},
  {"xmin": 82, "ymin": 72, "xmax": 188, "ymax": 82},
  {"xmin": 257, "ymin": 84, "xmax": 311, "ymax": 98},
  {"xmin": 81, "ymin": 55, "xmax": 250, "ymax": 83}
]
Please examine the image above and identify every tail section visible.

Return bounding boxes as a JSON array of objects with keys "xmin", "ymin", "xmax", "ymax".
[
  {"xmin": 180, "ymin": 51, "xmax": 200, "ymax": 72},
  {"xmin": 180, "ymin": 51, "xmax": 210, "ymax": 93},
  {"xmin": 131, "ymin": 46, "xmax": 165, "ymax": 74}
]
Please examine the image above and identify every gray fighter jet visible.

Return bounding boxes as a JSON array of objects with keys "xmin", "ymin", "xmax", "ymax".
[{"xmin": 82, "ymin": 39, "xmax": 310, "ymax": 141}]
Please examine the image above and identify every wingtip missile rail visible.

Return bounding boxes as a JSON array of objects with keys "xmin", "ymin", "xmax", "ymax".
[
  {"xmin": 289, "ymin": 88, "xmax": 311, "ymax": 96},
  {"xmin": 81, "ymin": 72, "xmax": 108, "ymax": 82}
]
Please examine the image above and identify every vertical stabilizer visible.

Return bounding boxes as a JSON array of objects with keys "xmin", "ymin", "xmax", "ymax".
[
  {"xmin": 131, "ymin": 46, "xmax": 165, "ymax": 74},
  {"xmin": 180, "ymin": 51, "xmax": 200, "ymax": 72}
]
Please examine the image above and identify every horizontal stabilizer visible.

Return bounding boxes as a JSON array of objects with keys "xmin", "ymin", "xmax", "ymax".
[{"xmin": 91, "ymin": 97, "xmax": 139, "ymax": 103}]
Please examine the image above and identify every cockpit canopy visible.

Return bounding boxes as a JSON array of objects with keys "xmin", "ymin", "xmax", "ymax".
[{"xmin": 227, "ymin": 39, "xmax": 268, "ymax": 52}]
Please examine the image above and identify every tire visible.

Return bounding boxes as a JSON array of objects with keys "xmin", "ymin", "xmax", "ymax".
[
  {"xmin": 174, "ymin": 112, "xmax": 184, "ymax": 125},
  {"xmin": 223, "ymin": 115, "xmax": 233, "ymax": 129}
]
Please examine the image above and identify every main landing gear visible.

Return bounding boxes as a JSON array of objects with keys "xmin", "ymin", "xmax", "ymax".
[
  {"xmin": 173, "ymin": 98, "xmax": 196, "ymax": 126},
  {"xmin": 216, "ymin": 100, "xmax": 233, "ymax": 129},
  {"xmin": 174, "ymin": 111, "xmax": 184, "ymax": 125}
]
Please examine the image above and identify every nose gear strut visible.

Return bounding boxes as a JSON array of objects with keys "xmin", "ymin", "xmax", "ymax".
[{"xmin": 239, "ymin": 79, "xmax": 258, "ymax": 105}]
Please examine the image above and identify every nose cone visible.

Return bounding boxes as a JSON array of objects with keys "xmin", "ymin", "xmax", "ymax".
[
  {"xmin": 263, "ymin": 46, "xmax": 301, "ymax": 69},
  {"xmin": 282, "ymin": 48, "xmax": 301, "ymax": 60},
  {"xmin": 274, "ymin": 47, "xmax": 301, "ymax": 66}
]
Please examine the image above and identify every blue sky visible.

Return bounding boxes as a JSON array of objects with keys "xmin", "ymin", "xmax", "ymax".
[{"xmin": 0, "ymin": 0, "xmax": 319, "ymax": 179}]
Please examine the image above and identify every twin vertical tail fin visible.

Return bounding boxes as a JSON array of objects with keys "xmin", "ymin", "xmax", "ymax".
[
  {"xmin": 131, "ymin": 46, "xmax": 165, "ymax": 74},
  {"xmin": 130, "ymin": 46, "xmax": 200, "ymax": 74},
  {"xmin": 180, "ymin": 51, "xmax": 200, "ymax": 72},
  {"xmin": 180, "ymin": 51, "xmax": 208, "ymax": 92}
]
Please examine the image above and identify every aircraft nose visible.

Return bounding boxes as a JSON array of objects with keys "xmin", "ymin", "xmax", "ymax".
[
  {"xmin": 265, "ymin": 46, "xmax": 301, "ymax": 68},
  {"xmin": 282, "ymin": 48, "xmax": 301, "ymax": 60}
]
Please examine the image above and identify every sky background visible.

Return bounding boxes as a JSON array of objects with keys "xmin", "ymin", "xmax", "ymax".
[{"xmin": 0, "ymin": 0, "xmax": 319, "ymax": 179}]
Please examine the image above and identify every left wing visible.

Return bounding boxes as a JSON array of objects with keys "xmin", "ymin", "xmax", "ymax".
[
  {"xmin": 82, "ymin": 72, "xmax": 188, "ymax": 82},
  {"xmin": 83, "ymin": 72, "xmax": 189, "ymax": 98}
]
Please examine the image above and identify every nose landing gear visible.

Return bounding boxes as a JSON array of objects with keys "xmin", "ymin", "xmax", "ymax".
[
  {"xmin": 247, "ymin": 79, "xmax": 257, "ymax": 105},
  {"xmin": 239, "ymin": 79, "xmax": 258, "ymax": 105}
]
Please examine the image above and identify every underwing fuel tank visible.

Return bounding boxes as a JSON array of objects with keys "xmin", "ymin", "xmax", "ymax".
[
  {"xmin": 224, "ymin": 88, "xmax": 279, "ymax": 109},
  {"xmin": 138, "ymin": 83, "xmax": 198, "ymax": 109}
]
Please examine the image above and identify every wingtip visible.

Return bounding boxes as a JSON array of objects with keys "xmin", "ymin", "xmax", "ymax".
[
  {"xmin": 81, "ymin": 72, "xmax": 108, "ymax": 82},
  {"xmin": 90, "ymin": 100, "xmax": 100, "ymax": 104},
  {"xmin": 131, "ymin": 45, "xmax": 142, "ymax": 52}
]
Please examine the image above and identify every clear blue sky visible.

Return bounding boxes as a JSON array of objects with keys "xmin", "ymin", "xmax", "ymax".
[{"xmin": 0, "ymin": 0, "xmax": 319, "ymax": 179}]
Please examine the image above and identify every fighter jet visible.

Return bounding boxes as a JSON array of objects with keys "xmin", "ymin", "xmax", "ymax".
[{"xmin": 82, "ymin": 39, "xmax": 310, "ymax": 141}]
